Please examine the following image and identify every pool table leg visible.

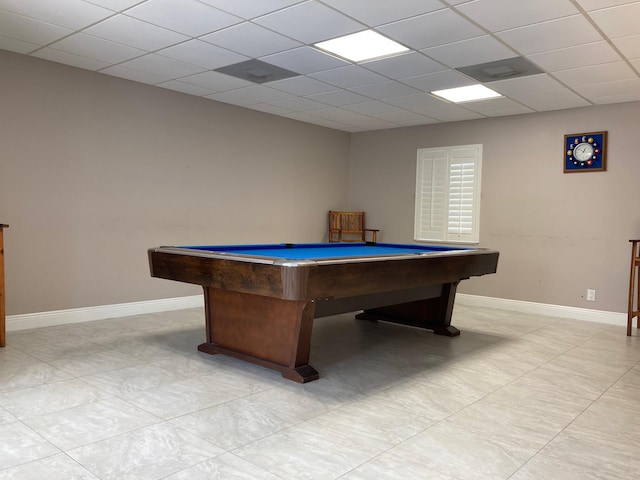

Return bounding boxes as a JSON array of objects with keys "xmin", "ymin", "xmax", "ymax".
[
  {"xmin": 356, "ymin": 281, "xmax": 460, "ymax": 336},
  {"xmin": 198, "ymin": 287, "xmax": 319, "ymax": 383}
]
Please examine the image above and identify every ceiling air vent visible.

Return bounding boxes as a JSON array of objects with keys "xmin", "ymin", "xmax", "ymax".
[
  {"xmin": 214, "ymin": 59, "xmax": 300, "ymax": 84},
  {"xmin": 456, "ymin": 57, "xmax": 543, "ymax": 83}
]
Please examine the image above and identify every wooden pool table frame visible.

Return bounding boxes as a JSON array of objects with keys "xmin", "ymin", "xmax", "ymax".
[{"xmin": 148, "ymin": 244, "xmax": 499, "ymax": 382}]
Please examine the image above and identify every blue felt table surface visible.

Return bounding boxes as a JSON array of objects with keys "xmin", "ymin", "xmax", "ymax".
[{"xmin": 179, "ymin": 242, "xmax": 469, "ymax": 260}]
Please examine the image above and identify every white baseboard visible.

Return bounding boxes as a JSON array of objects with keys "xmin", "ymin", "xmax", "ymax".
[
  {"xmin": 6, "ymin": 293, "xmax": 626, "ymax": 332},
  {"xmin": 6, "ymin": 295, "xmax": 204, "ymax": 332},
  {"xmin": 456, "ymin": 293, "xmax": 627, "ymax": 326}
]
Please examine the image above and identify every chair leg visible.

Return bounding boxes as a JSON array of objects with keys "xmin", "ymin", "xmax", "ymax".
[{"xmin": 628, "ymin": 241, "xmax": 639, "ymax": 336}]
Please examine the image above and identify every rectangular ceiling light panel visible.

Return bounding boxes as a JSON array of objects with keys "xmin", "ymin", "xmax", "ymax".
[
  {"xmin": 314, "ymin": 30, "xmax": 409, "ymax": 62},
  {"xmin": 431, "ymin": 84, "xmax": 502, "ymax": 103}
]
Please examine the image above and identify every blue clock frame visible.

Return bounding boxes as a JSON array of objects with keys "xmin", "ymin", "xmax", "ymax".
[{"xmin": 564, "ymin": 131, "xmax": 607, "ymax": 173}]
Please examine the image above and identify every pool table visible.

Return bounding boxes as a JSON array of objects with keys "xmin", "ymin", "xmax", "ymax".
[{"xmin": 148, "ymin": 242, "xmax": 499, "ymax": 383}]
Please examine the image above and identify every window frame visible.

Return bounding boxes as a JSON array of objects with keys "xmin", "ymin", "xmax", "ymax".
[{"xmin": 414, "ymin": 144, "xmax": 483, "ymax": 244}]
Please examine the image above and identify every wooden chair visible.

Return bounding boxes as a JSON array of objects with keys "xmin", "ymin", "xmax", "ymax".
[
  {"xmin": 628, "ymin": 239, "xmax": 640, "ymax": 336},
  {"xmin": 328, "ymin": 211, "xmax": 379, "ymax": 243}
]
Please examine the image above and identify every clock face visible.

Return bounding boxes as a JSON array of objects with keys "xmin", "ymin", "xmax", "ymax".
[{"xmin": 573, "ymin": 142, "xmax": 594, "ymax": 161}]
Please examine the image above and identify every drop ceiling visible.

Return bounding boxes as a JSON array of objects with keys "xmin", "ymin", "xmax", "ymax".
[{"xmin": 2, "ymin": 0, "xmax": 639, "ymax": 132}]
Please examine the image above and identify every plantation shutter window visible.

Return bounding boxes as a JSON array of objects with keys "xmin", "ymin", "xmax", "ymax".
[{"xmin": 414, "ymin": 145, "xmax": 482, "ymax": 244}]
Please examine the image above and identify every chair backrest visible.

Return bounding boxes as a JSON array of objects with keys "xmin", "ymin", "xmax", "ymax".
[{"xmin": 328, "ymin": 211, "xmax": 366, "ymax": 242}]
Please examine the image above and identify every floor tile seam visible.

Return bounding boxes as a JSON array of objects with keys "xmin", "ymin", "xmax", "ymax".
[
  {"xmin": 60, "ymin": 417, "xmax": 208, "ymax": 455},
  {"xmin": 417, "ymin": 358, "xmax": 590, "ymax": 448},
  {"xmin": 18, "ymin": 395, "xmax": 169, "ymax": 444},
  {"xmin": 565, "ymin": 420, "xmax": 640, "ymax": 445},
  {"xmin": 0, "ymin": 383, "xmax": 120, "ymax": 420},
  {"xmin": 63, "ymin": 424, "xmax": 224, "ymax": 479},
  {"xmin": 211, "ymin": 451, "xmax": 290, "ymax": 480},
  {"xmin": 4, "ymin": 419, "xmax": 64, "ymax": 461},
  {"xmin": 0, "ymin": 451, "xmax": 64, "ymax": 476},
  {"xmin": 75, "ymin": 360, "xmax": 195, "ymax": 394},
  {"xmin": 503, "ymin": 450, "xmax": 619, "ymax": 480},
  {"xmin": 504, "ymin": 373, "xmax": 625, "ymax": 478},
  {"xmin": 19, "ymin": 336, "xmax": 112, "ymax": 359}
]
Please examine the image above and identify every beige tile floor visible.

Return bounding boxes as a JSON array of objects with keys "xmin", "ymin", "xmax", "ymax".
[{"xmin": 0, "ymin": 305, "xmax": 639, "ymax": 479}]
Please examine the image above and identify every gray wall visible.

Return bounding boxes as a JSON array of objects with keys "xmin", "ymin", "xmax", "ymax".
[
  {"xmin": 0, "ymin": 51, "xmax": 350, "ymax": 315},
  {"xmin": 349, "ymin": 103, "xmax": 640, "ymax": 313},
  {"xmin": 3, "ymin": 49, "xmax": 639, "ymax": 319}
]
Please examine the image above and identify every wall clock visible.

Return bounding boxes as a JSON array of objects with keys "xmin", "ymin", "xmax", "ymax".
[{"xmin": 564, "ymin": 131, "xmax": 607, "ymax": 173}]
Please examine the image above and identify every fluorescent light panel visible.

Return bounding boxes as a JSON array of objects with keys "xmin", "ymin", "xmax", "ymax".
[
  {"xmin": 431, "ymin": 84, "xmax": 502, "ymax": 103},
  {"xmin": 314, "ymin": 30, "xmax": 409, "ymax": 62}
]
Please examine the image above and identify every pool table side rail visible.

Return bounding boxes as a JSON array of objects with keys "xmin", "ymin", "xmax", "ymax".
[{"xmin": 148, "ymin": 246, "xmax": 499, "ymax": 302}]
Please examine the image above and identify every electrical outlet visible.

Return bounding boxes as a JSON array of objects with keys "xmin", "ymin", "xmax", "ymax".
[{"xmin": 587, "ymin": 289, "xmax": 596, "ymax": 301}]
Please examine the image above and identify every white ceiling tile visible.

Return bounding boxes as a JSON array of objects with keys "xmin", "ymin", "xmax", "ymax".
[
  {"xmin": 201, "ymin": 23, "xmax": 302, "ymax": 58},
  {"xmin": 589, "ymin": 3, "xmax": 640, "ymax": 38},
  {"xmin": 319, "ymin": 0, "xmax": 444, "ymax": 27},
  {"xmin": 488, "ymin": 73, "xmax": 568, "ymax": 95},
  {"xmin": 456, "ymin": 0, "xmax": 578, "ymax": 32},
  {"xmin": 84, "ymin": 15, "xmax": 189, "ymax": 51},
  {"xmin": 496, "ymin": 15, "xmax": 604, "ymax": 55},
  {"xmin": 576, "ymin": 0, "xmax": 639, "ymax": 11},
  {"xmin": 421, "ymin": 36, "xmax": 516, "ymax": 68},
  {"xmin": 204, "ymin": 90, "xmax": 259, "ymax": 106},
  {"xmin": 307, "ymin": 89, "xmax": 371, "ymax": 106},
  {"xmin": 221, "ymin": 85, "xmax": 295, "ymax": 103},
  {"xmin": 33, "ymin": 47, "xmax": 111, "ymax": 70},
  {"xmin": 370, "ymin": 109, "xmax": 440, "ymax": 126},
  {"xmin": 308, "ymin": 65, "xmax": 388, "ymax": 88},
  {"xmin": 575, "ymin": 78, "xmax": 640, "ymax": 103},
  {"xmin": 157, "ymin": 80, "xmax": 216, "ymax": 96},
  {"xmin": 253, "ymin": 1, "xmax": 364, "ymax": 44},
  {"xmin": 340, "ymin": 117, "xmax": 399, "ymax": 130},
  {"xmin": 269, "ymin": 96, "xmax": 327, "ymax": 111},
  {"xmin": 50, "ymin": 33, "xmax": 146, "ymax": 64},
  {"xmin": 261, "ymin": 46, "xmax": 349, "ymax": 74},
  {"xmin": 388, "ymin": 95, "xmax": 484, "ymax": 122},
  {"xmin": 361, "ymin": 52, "xmax": 447, "ymax": 79},
  {"xmin": 198, "ymin": 0, "xmax": 304, "ymax": 20},
  {"xmin": 377, "ymin": 9, "xmax": 485, "ymax": 50},
  {"xmin": 268, "ymin": 76, "xmax": 337, "ymax": 96},
  {"xmin": 349, "ymin": 80, "xmax": 422, "ymax": 99},
  {"xmin": 0, "ymin": 35, "xmax": 40, "ymax": 54},
  {"xmin": 385, "ymin": 92, "xmax": 441, "ymax": 108},
  {"xmin": 246, "ymin": 103, "xmax": 294, "ymax": 115},
  {"xmin": 528, "ymin": 41, "xmax": 622, "ymax": 72},
  {"xmin": 83, "ymin": 0, "xmax": 144, "ymax": 12},
  {"xmin": 157, "ymin": 40, "xmax": 249, "ymax": 69},
  {"xmin": 340, "ymin": 100, "xmax": 401, "ymax": 115},
  {"xmin": 125, "ymin": 0, "xmax": 241, "ymax": 37},
  {"xmin": 118, "ymin": 53, "xmax": 206, "ymax": 78},
  {"xmin": 488, "ymin": 74, "xmax": 592, "ymax": 110},
  {"xmin": 283, "ymin": 111, "xmax": 357, "ymax": 131},
  {"xmin": 101, "ymin": 64, "xmax": 171, "ymax": 84},
  {"xmin": 401, "ymin": 70, "xmax": 476, "ymax": 92},
  {"xmin": 612, "ymin": 35, "xmax": 640, "ymax": 59},
  {"xmin": 179, "ymin": 70, "xmax": 255, "ymax": 91},
  {"xmin": 524, "ymin": 95, "xmax": 592, "ymax": 111},
  {"xmin": 0, "ymin": 0, "xmax": 113, "ymax": 29},
  {"xmin": 306, "ymin": 107, "xmax": 395, "ymax": 129},
  {"xmin": 553, "ymin": 61, "xmax": 636, "ymax": 88},
  {"xmin": 0, "ymin": 10, "xmax": 72, "ymax": 46},
  {"xmin": 462, "ymin": 97, "xmax": 534, "ymax": 116}
]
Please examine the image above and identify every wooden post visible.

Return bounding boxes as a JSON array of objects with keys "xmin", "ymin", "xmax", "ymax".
[
  {"xmin": 0, "ymin": 224, "xmax": 8, "ymax": 347},
  {"xmin": 628, "ymin": 239, "xmax": 640, "ymax": 336}
]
